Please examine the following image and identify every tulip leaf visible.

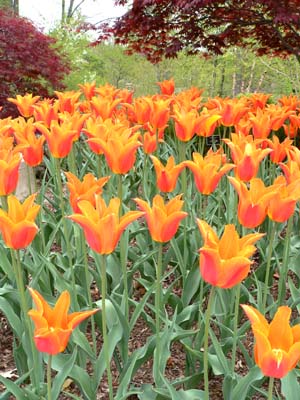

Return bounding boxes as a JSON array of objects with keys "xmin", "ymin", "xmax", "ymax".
[
  {"xmin": 0, "ymin": 296, "xmax": 22, "ymax": 339},
  {"xmin": 231, "ymin": 366, "xmax": 263, "ymax": 400},
  {"xmin": 181, "ymin": 261, "xmax": 201, "ymax": 307},
  {"xmin": 281, "ymin": 370, "xmax": 300, "ymax": 400},
  {"xmin": 0, "ymin": 370, "xmax": 32, "ymax": 400},
  {"xmin": 0, "ymin": 247, "xmax": 15, "ymax": 282},
  {"xmin": 51, "ymin": 348, "xmax": 78, "ymax": 400}
]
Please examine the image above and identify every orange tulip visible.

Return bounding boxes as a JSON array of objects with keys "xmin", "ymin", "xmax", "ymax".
[
  {"xmin": 0, "ymin": 194, "xmax": 40, "ymax": 249},
  {"xmin": 197, "ymin": 220, "xmax": 264, "ymax": 288},
  {"xmin": 88, "ymin": 127, "xmax": 141, "ymax": 174},
  {"xmin": 157, "ymin": 78, "xmax": 175, "ymax": 96},
  {"xmin": 35, "ymin": 120, "xmax": 78, "ymax": 158},
  {"xmin": 28, "ymin": 288, "xmax": 98, "ymax": 355},
  {"xmin": 32, "ymin": 98, "xmax": 59, "ymax": 128},
  {"xmin": 65, "ymin": 172, "xmax": 110, "ymax": 213},
  {"xmin": 215, "ymin": 98, "xmax": 248, "ymax": 127},
  {"xmin": 172, "ymin": 105, "xmax": 201, "ymax": 142},
  {"xmin": 89, "ymin": 95, "xmax": 122, "ymax": 120},
  {"xmin": 140, "ymin": 129, "xmax": 163, "ymax": 154},
  {"xmin": 267, "ymin": 175, "xmax": 300, "ymax": 223},
  {"xmin": 7, "ymin": 93, "xmax": 40, "ymax": 118},
  {"xmin": 266, "ymin": 135, "xmax": 294, "ymax": 164},
  {"xmin": 184, "ymin": 149, "xmax": 234, "ymax": 195},
  {"xmin": 241, "ymin": 304, "xmax": 300, "ymax": 378},
  {"xmin": 54, "ymin": 90, "xmax": 81, "ymax": 114},
  {"xmin": 223, "ymin": 134, "xmax": 271, "ymax": 181},
  {"xmin": 78, "ymin": 81, "xmax": 96, "ymax": 100},
  {"xmin": 0, "ymin": 137, "xmax": 21, "ymax": 196},
  {"xmin": 248, "ymin": 108, "xmax": 273, "ymax": 139},
  {"xmin": 150, "ymin": 155, "xmax": 185, "ymax": 192},
  {"xmin": 11, "ymin": 117, "xmax": 45, "ymax": 167},
  {"xmin": 68, "ymin": 196, "xmax": 144, "ymax": 254},
  {"xmin": 228, "ymin": 177, "xmax": 279, "ymax": 228},
  {"xmin": 195, "ymin": 108, "xmax": 221, "ymax": 138},
  {"xmin": 134, "ymin": 194, "xmax": 187, "ymax": 243}
]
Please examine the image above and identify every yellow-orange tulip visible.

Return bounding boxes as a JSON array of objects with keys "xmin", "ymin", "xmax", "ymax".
[
  {"xmin": 28, "ymin": 288, "xmax": 98, "ymax": 355},
  {"xmin": 134, "ymin": 194, "xmax": 187, "ymax": 243},
  {"xmin": 11, "ymin": 117, "xmax": 45, "ymax": 167},
  {"xmin": 65, "ymin": 172, "xmax": 110, "ymax": 213},
  {"xmin": 150, "ymin": 155, "xmax": 185, "ymax": 192},
  {"xmin": 184, "ymin": 149, "xmax": 234, "ymax": 195},
  {"xmin": 157, "ymin": 78, "xmax": 175, "ymax": 96},
  {"xmin": 35, "ymin": 120, "xmax": 77, "ymax": 158},
  {"xmin": 267, "ymin": 175, "xmax": 300, "ymax": 223},
  {"xmin": 197, "ymin": 220, "xmax": 264, "ymax": 288},
  {"xmin": 54, "ymin": 90, "xmax": 81, "ymax": 114},
  {"xmin": 88, "ymin": 127, "xmax": 141, "ymax": 174},
  {"xmin": 7, "ymin": 93, "xmax": 40, "ymax": 118},
  {"xmin": 242, "ymin": 304, "xmax": 300, "ymax": 378},
  {"xmin": 223, "ymin": 134, "xmax": 271, "ymax": 181},
  {"xmin": 0, "ymin": 194, "xmax": 40, "ymax": 249},
  {"xmin": 0, "ymin": 138, "xmax": 21, "ymax": 196},
  {"xmin": 68, "ymin": 196, "xmax": 144, "ymax": 254},
  {"xmin": 228, "ymin": 177, "xmax": 279, "ymax": 228}
]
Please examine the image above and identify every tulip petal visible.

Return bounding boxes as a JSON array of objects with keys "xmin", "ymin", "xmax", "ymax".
[{"xmin": 268, "ymin": 306, "xmax": 293, "ymax": 352}]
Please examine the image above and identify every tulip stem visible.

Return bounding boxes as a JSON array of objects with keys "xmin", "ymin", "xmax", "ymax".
[
  {"xmin": 178, "ymin": 140, "xmax": 188, "ymax": 269},
  {"xmin": 12, "ymin": 250, "xmax": 41, "ymax": 392},
  {"xmin": 231, "ymin": 283, "xmax": 241, "ymax": 374},
  {"xmin": 267, "ymin": 376, "xmax": 274, "ymax": 400},
  {"xmin": 54, "ymin": 157, "xmax": 78, "ymax": 310},
  {"xmin": 154, "ymin": 242, "xmax": 163, "ymax": 386},
  {"xmin": 118, "ymin": 173, "xmax": 129, "ymax": 363},
  {"xmin": 203, "ymin": 286, "xmax": 215, "ymax": 400},
  {"xmin": 278, "ymin": 216, "xmax": 293, "ymax": 305},
  {"xmin": 99, "ymin": 254, "xmax": 114, "ymax": 400},
  {"xmin": 47, "ymin": 355, "xmax": 52, "ymax": 400},
  {"xmin": 262, "ymin": 222, "xmax": 276, "ymax": 312}
]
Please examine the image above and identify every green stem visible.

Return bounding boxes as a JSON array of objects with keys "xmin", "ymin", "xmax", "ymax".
[
  {"xmin": 47, "ymin": 355, "xmax": 52, "ymax": 400},
  {"xmin": 80, "ymin": 230, "xmax": 97, "ymax": 353},
  {"xmin": 231, "ymin": 283, "xmax": 241, "ymax": 374},
  {"xmin": 178, "ymin": 139, "xmax": 188, "ymax": 274},
  {"xmin": 262, "ymin": 222, "xmax": 276, "ymax": 312},
  {"xmin": 67, "ymin": 146, "xmax": 77, "ymax": 176},
  {"xmin": 267, "ymin": 376, "xmax": 274, "ymax": 400},
  {"xmin": 278, "ymin": 216, "xmax": 293, "ymax": 305},
  {"xmin": 54, "ymin": 157, "xmax": 79, "ymax": 310},
  {"xmin": 203, "ymin": 286, "xmax": 215, "ymax": 400},
  {"xmin": 12, "ymin": 250, "xmax": 41, "ymax": 392},
  {"xmin": 154, "ymin": 242, "xmax": 163, "ymax": 386},
  {"xmin": 99, "ymin": 254, "xmax": 114, "ymax": 400}
]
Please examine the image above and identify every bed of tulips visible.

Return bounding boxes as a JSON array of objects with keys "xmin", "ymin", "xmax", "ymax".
[{"xmin": 1, "ymin": 79, "xmax": 300, "ymax": 399}]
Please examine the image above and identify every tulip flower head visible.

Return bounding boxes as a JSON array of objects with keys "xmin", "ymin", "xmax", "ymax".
[
  {"xmin": 68, "ymin": 195, "xmax": 144, "ymax": 254},
  {"xmin": 7, "ymin": 93, "xmax": 40, "ymax": 118},
  {"xmin": 28, "ymin": 288, "xmax": 98, "ymax": 355},
  {"xmin": 0, "ymin": 194, "xmax": 40, "ymax": 249},
  {"xmin": 134, "ymin": 194, "xmax": 188, "ymax": 243},
  {"xmin": 228, "ymin": 177, "xmax": 279, "ymax": 228},
  {"xmin": 184, "ymin": 149, "xmax": 234, "ymax": 195},
  {"xmin": 197, "ymin": 220, "xmax": 264, "ymax": 288},
  {"xmin": 65, "ymin": 172, "xmax": 110, "ymax": 213},
  {"xmin": 242, "ymin": 304, "xmax": 300, "ymax": 379},
  {"xmin": 150, "ymin": 155, "xmax": 185, "ymax": 192}
]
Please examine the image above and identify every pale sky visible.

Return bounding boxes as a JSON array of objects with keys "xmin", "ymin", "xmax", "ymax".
[{"xmin": 20, "ymin": 0, "xmax": 127, "ymax": 30}]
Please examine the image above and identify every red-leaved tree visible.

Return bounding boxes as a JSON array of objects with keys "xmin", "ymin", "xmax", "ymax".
[
  {"xmin": 96, "ymin": 0, "xmax": 300, "ymax": 63},
  {"xmin": 0, "ymin": 9, "xmax": 70, "ymax": 117}
]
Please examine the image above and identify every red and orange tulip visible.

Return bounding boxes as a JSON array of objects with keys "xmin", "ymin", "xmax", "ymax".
[
  {"xmin": 7, "ymin": 93, "xmax": 40, "ymax": 118},
  {"xmin": 197, "ymin": 220, "xmax": 264, "ymax": 288},
  {"xmin": 242, "ymin": 304, "xmax": 300, "ymax": 379},
  {"xmin": 228, "ymin": 177, "xmax": 279, "ymax": 228},
  {"xmin": 28, "ymin": 288, "xmax": 98, "ymax": 355},
  {"xmin": 150, "ymin": 155, "xmax": 185, "ymax": 192},
  {"xmin": 134, "ymin": 194, "xmax": 187, "ymax": 243},
  {"xmin": 0, "ymin": 194, "xmax": 40, "ymax": 249},
  {"xmin": 88, "ymin": 126, "xmax": 141, "ymax": 174},
  {"xmin": 0, "ymin": 138, "xmax": 22, "ymax": 196},
  {"xmin": 68, "ymin": 195, "xmax": 144, "ymax": 254},
  {"xmin": 65, "ymin": 172, "xmax": 110, "ymax": 213},
  {"xmin": 157, "ymin": 78, "xmax": 175, "ymax": 96},
  {"xmin": 223, "ymin": 134, "xmax": 271, "ymax": 181},
  {"xmin": 35, "ymin": 120, "xmax": 78, "ymax": 159},
  {"xmin": 11, "ymin": 117, "xmax": 45, "ymax": 167},
  {"xmin": 184, "ymin": 149, "xmax": 234, "ymax": 195},
  {"xmin": 267, "ymin": 175, "xmax": 300, "ymax": 223}
]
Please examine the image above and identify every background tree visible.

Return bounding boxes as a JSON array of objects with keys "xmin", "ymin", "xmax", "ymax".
[
  {"xmin": 97, "ymin": 0, "xmax": 300, "ymax": 63},
  {"xmin": 0, "ymin": 9, "xmax": 69, "ymax": 117}
]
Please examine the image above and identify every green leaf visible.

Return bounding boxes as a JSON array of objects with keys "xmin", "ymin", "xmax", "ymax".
[
  {"xmin": 51, "ymin": 349, "xmax": 78, "ymax": 400},
  {"xmin": 0, "ymin": 296, "xmax": 22, "ymax": 338},
  {"xmin": 232, "ymin": 366, "xmax": 263, "ymax": 400},
  {"xmin": 281, "ymin": 370, "xmax": 300, "ymax": 400}
]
